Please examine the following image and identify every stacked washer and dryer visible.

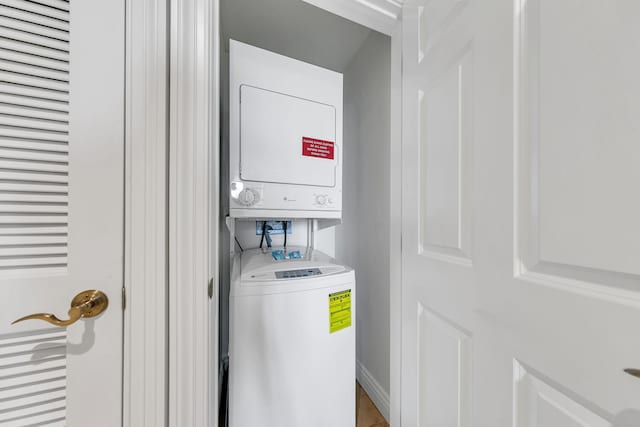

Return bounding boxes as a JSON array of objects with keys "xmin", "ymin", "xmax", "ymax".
[{"xmin": 227, "ymin": 41, "xmax": 355, "ymax": 427}]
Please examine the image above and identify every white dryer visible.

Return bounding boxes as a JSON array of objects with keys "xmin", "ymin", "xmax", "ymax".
[
  {"xmin": 229, "ymin": 40, "xmax": 343, "ymax": 219},
  {"xmin": 229, "ymin": 247, "xmax": 355, "ymax": 427}
]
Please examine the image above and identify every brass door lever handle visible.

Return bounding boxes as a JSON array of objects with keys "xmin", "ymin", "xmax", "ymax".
[{"xmin": 12, "ymin": 290, "xmax": 109, "ymax": 327}]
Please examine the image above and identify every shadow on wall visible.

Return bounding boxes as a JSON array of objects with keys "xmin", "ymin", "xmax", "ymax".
[{"xmin": 613, "ymin": 410, "xmax": 640, "ymax": 427}]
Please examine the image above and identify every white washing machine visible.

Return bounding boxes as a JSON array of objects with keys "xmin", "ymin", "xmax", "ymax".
[{"xmin": 229, "ymin": 247, "xmax": 355, "ymax": 427}]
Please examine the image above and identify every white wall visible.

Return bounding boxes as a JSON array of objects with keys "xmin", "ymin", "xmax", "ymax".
[{"xmin": 335, "ymin": 31, "xmax": 391, "ymax": 414}]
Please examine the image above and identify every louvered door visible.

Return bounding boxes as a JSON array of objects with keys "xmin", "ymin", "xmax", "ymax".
[{"xmin": 0, "ymin": 0, "xmax": 125, "ymax": 426}]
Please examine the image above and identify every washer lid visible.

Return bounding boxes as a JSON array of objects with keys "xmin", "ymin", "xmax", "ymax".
[{"xmin": 240, "ymin": 247, "xmax": 348, "ymax": 282}]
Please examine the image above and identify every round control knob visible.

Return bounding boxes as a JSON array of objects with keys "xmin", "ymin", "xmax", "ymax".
[
  {"xmin": 237, "ymin": 188, "xmax": 259, "ymax": 206},
  {"xmin": 315, "ymin": 194, "xmax": 327, "ymax": 206}
]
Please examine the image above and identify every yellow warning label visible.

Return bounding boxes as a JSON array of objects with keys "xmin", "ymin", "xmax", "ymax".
[{"xmin": 329, "ymin": 289, "xmax": 352, "ymax": 334}]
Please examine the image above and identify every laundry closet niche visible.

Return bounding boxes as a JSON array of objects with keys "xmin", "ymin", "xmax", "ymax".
[{"xmin": 218, "ymin": 0, "xmax": 393, "ymax": 422}]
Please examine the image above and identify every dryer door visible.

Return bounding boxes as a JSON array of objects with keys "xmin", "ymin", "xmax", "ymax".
[{"xmin": 240, "ymin": 85, "xmax": 337, "ymax": 187}]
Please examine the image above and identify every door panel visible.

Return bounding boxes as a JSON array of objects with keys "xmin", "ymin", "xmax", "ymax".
[
  {"xmin": 0, "ymin": 0, "xmax": 125, "ymax": 425},
  {"xmin": 402, "ymin": 1, "xmax": 476, "ymax": 425},
  {"xmin": 419, "ymin": 43, "xmax": 473, "ymax": 263},
  {"xmin": 514, "ymin": 362, "xmax": 609, "ymax": 427},
  {"xmin": 417, "ymin": 307, "xmax": 471, "ymax": 427},
  {"xmin": 516, "ymin": 0, "xmax": 640, "ymax": 281},
  {"xmin": 402, "ymin": 0, "xmax": 640, "ymax": 426}
]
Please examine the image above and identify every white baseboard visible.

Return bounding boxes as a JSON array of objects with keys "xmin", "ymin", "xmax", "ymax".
[{"xmin": 356, "ymin": 360, "xmax": 390, "ymax": 422}]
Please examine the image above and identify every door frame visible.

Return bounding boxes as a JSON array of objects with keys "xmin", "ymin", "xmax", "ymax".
[
  {"xmin": 123, "ymin": 0, "xmax": 219, "ymax": 424},
  {"xmin": 388, "ymin": 21, "xmax": 403, "ymax": 427},
  {"xmin": 123, "ymin": 0, "xmax": 170, "ymax": 425},
  {"xmin": 167, "ymin": 0, "xmax": 402, "ymax": 425},
  {"xmin": 168, "ymin": 0, "xmax": 219, "ymax": 426}
]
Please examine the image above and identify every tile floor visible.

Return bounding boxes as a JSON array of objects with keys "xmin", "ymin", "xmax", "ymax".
[{"xmin": 356, "ymin": 382, "xmax": 389, "ymax": 427}]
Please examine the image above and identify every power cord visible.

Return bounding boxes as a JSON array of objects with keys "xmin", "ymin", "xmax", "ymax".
[
  {"xmin": 259, "ymin": 221, "xmax": 267, "ymax": 249},
  {"xmin": 234, "ymin": 236, "xmax": 244, "ymax": 252},
  {"xmin": 283, "ymin": 220, "xmax": 287, "ymax": 249}
]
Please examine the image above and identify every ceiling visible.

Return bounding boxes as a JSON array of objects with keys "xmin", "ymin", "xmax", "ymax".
[{"xmin": 221, "ymin": 0, "xmax": 373, "ymax": 72}]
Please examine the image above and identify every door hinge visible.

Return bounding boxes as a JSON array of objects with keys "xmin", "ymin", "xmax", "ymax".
[
  {"xmin": 122, "ymin": 287, "xmax": 126, "ymax": 311},
  {"xmin": 208, "ymin": 277, "xmax": 214, "ymax": 299}
]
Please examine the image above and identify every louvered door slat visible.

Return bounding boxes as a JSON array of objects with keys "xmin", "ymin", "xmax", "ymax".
[
  {"xmin": 0, "ymin": 387, "xmax": 66, "ymax": 413},
  {"xmin": 0, "ymin": 192, "xmax": 67, "ymax": 202},
  {"xmin": 28, "ymin": 0, "xmax": 70, "ymax": 12},
  {"xmin": 0, "ymin": 48, "xmax": 68, "ymax": 73},
  {"xmin": 0, "ymin": 82, "xmax": 68, "ymax": 103},
  {"xmin": 0, "ymin": 214, "xmax": 67, "ymax": 226},
  {"xmin": 0, "ymin": 38, "xmax": 69, "ymax": 62},
  {"xmin": 0, "ymin": 137, "xmax": 67, "ymax": 152},
  {"xmin": 0, "ymin": 338, "xmax": 65, "ymax": 366},
  {"xmin": 0, "ymin": 16, "xmax": 68, "ymax": 42},
  {"xmin": 0, "ymin": 246, "xmax": 68, "ymax": 266},
  {"xmin": 0, "ymin": 158, "xmax": 67, "ymax": 175},
  {"xmin": 0, "ymin": 237, "xmax": 67, "ymax": 248},
  {"xmin": 1, "ymin": 0, "xmax": 69, "ymax": 22},
  {"xmin": 0, "ymin": 255, "xmax": 66, "ymax": 268},
  {"xmin": 0, "ymin": 5, "xmax": 69, "ymax": 32},
  {"xmin": 0, "ymin": 184, "xmax": 66, "ymax": 195},
  {"xmin": 0, "ymin": 58, "xmax": 69, "ymax": 82},
  {"xmin": 0, "ymin": 398, "xmax": 65, "ymax": 424},
  {"xmin": 0, "ymin": 245, "xmax": 66, "ymax": 257},
  {"xmin": 0, "ymin": 234, "xmax": 66, "ymax": 244},
  {"xmin": 0, "ymin": 114, "xmax": 69, "ymax": 134},
  {"xmin": 0, "ymin": 254, "xmax": 69, "ymax": 269},
  {"xmin": 0, "ymin": 401, "xmax": 66, "ymax": 427},
  {"xmin": 0, "ymin": 343, "xmax": 65, "ymax": 378},
  {"xmin": 0, "ymin": 116, "xmax": 67, "ymax": 134},
  {"xmin": 0, "ymin": 369, "xmax": 64, "ymax": 388},
  {"xmin": 0, "ymin": 202, "xmax": 67, "ymax": 213},
  {"xmin": 0, "ymin": 147, "xmax": 68, "ymax": 162},
  {"xmin": 0, "ymin": 137, "xmax": 68, "ymax": 155},
  {"xmin": 0, "ymin": 70, "xmax": 69, "ymax": 92},
  {"xmin": 0, "ymin": 329, "xmax": 66, "ymax": 347},
  {"xmin": 0, "ymin": 26, "xmax": 68, "ymax": 52},
  {"xmin": 0, "ymin": 170, "xmax": 67, "ymax": 184},
  {"xmin": 4, "ymin": 411, "xmax": 66, "ymax": 427},
  {"xmin": 0, "ymin": 225, "xmax": 67, "ymax": 234},
  {"xmin": 0, "ymin": 357, "xmax": 65, "ymax": 380},
  {"xmin": 0, "ymin": 93, "xmax": 68, "ymax": 114},
  {"xmin": 0, "ymin": 377, "xmax": 65, "ymax": 400},
  {"xmin": 0, "ymin": 126, "xmax": 68, "ymax": 143},
  {"xmin": 0, "ymin": 183, "xmax": 67, "ymax": 196}
]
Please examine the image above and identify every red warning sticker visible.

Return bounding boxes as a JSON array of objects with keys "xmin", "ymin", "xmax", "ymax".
[{"xmin": 302, "ymin": 137, "xmax": 335, "ymax": 160}]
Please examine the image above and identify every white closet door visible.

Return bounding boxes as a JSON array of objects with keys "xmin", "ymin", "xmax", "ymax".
[
  {"xmin": 0, "ymin": 0, "xmax": 125, "ymax": 425},
  {"xmin": 401, "ymin": 0, "xmax": 640, "ymax": 426}
]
